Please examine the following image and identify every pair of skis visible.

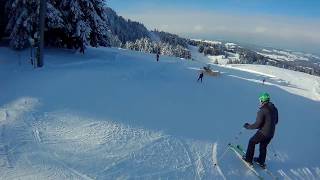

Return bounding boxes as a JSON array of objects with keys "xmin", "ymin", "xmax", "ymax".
[{"xmin": 228, "ymin": 143, "xmax": 278, "ymax": 180}]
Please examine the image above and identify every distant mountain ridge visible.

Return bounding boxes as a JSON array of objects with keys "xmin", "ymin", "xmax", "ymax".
[{"xmin": 190, "ymin": 39, "xmax": 320, "ymax": 76}]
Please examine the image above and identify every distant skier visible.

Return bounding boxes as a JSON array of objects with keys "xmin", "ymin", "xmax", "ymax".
[
  {"xmin": 262, "ymin": 78, "xmax": 266, "ymax": 85},
  {"xmin": 243, "ymin": 92, "xmax": 278, "ymax": 168},
  {"xmin": 156, "ymin": 51, "xmax": 160, "ymax": 62},
  {"xmin": 79, "ymin": 42, "xmax": 85, "ymax": 54},
  {"xmin": 197, "ymin": 72, "xmax": 204, "ymax": 83}
]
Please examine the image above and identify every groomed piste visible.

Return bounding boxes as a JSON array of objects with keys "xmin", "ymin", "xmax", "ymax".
[{"xmin": 1, "ymin": 46, "xmax": 319, "ymax": 179}]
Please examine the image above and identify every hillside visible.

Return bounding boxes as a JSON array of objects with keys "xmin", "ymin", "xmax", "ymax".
[
  {"xmin": 191, "ymin": 40, "xmax": 320, "ymax": 76},
  {"xmin": 1, "ymin": 47, "xmax": 320, "ymax": 179}
]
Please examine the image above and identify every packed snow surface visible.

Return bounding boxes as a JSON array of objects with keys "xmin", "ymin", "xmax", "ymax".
[{"xmin": 0, "ymin": 46, "xmax": 319, "ymax": 179}]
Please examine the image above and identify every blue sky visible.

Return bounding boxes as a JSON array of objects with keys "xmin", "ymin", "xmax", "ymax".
[
  {"xmin": 108, "ymin": 0, "xmax": 320, "ymax": 54},
  {"xmin": 109, "ymin": 0, "xmax": 320, "ymax": 18}
]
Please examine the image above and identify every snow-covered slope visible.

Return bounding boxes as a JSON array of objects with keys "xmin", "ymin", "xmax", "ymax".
[
  {"xmin": 0, "ymin": 46, "xmax": 319, "ymax": 179},
  {"xmin": 225, "ymin": 64, "xmax": 320, "ymax": 101}
]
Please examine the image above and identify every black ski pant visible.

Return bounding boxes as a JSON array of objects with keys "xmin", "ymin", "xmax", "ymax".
[{"xmin": 245, "ymin": 131, "xmax": 272, "ymax": 164}]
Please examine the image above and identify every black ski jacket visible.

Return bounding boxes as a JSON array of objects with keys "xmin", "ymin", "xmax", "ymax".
[{"xmin": 247, "ymin": 102, "xmax": 278, "ymax": 138}]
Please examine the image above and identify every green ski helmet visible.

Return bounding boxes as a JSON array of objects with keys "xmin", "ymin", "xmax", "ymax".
[{"xmin": 259, "ymin": 92, "xmax": 270, "ymax": 102}]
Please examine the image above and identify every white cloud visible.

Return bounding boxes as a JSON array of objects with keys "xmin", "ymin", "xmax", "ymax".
[
  {"xmin": 255, "ymin": 26, "xmax": 267, "ymax": 33},
  {"xmin": 160, "ymin": 24, "xmax": 169, "ymax": 31},
  {"xmin": 194, "ymin": 25, "xmax": 203, "ymax": 32}
]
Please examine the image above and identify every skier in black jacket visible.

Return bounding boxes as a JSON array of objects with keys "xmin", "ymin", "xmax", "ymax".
[
  {"xmin": 243, "ymin": 92, "xmax": 278, "ymax": 168},
  {"xmin": 197, "ymin": 72, "xmax": 204, "ymax": 83}
]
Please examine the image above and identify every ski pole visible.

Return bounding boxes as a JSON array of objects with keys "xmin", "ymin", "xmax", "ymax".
[
  {"xmin": 269, "ymin": 142, "xmax": 278, "ymax": 158},
  {"xmin": 214, "ymin": 145, "xmax": 229, "ymax": 167},
  {"xmin": 214, "ymin": 128, "xmax": 245, "ymax": 167}
]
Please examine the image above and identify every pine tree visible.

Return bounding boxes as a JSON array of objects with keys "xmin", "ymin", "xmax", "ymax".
[
  {"xmin": 198, "ymin": 45, "xmax": 204, "ymax": 53},
  {"xmin": 0, "ymin": 0, "xmax": 8, "ymax": 40},
  {"xmin": 125, "ymin": 37, "xmax": 191, "ymax": 59},
  {"xmin": 5, "ymin": 0, "xmax": 65, "ymax": 49},
  {"xmin": 59, "ymin": 0, "xmax": 108, "ymax": 47},
  {"xmin": 5, "ymin": 0, "xmax": 121, "ymax": 50},
  {"xmin": 45, "ymin": 0, "xmax": 65, "ymax": 47},
  {"xmin": 5, "ymin": 0, "xmax": 39, "ymax": 49},
  {"xmin": 104, "ymin": 7, "xmax": 149, "ymax": 44}
]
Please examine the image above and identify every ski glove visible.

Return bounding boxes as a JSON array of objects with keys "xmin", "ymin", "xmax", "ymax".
[{"xmin": 243, "ymin": 123, "xmax": 250, "ymax": 129}]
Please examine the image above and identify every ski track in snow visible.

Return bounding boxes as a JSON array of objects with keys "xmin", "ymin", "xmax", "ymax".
[
  {"xmin": 212, "ymin": 143, "xmax": 227, "ymax": 180},
  {"xmin": 1, "ymin": 47, "xmax": 320, "ymax": 179},
  {"xmin": 0, "ymin": 105, "xmax": 226, "ymax": 179}
]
